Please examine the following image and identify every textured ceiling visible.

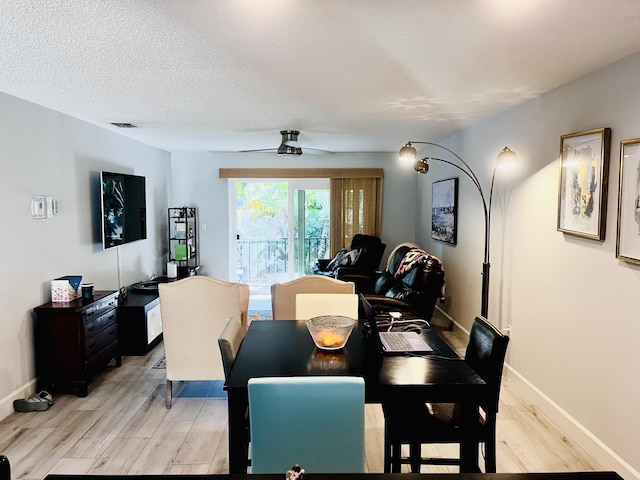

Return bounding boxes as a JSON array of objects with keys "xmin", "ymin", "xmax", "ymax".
[{"xmin": 3, "ymin": 0, "xmax": 640, "ymax": 153}]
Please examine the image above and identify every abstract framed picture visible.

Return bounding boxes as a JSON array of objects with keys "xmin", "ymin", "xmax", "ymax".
[
  {"xmin": 431, "ymin": 177, "xmax": 458, "ymax": 244},
  {"xmin": 557, "ymin": 127, "xmax": 611, "ymax": 240},
  {"xmin": 616, "ymin": 138, "xmax": 640, "ymax": 264}
]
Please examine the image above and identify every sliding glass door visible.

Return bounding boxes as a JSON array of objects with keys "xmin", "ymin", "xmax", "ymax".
[{"xmin": 230, "ymin": 179, "xmax": 329, "ymax": 312}]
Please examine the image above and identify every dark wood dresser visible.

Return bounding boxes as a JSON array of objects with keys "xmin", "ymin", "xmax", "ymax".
[{"xmin": 34, "ymin": 290, "xmax": 121, "ymax": 397}]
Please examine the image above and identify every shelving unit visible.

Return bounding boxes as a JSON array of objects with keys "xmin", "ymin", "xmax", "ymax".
[{"xmin": 168, "ymin": 207, "xmax": 199, "ymax": 278}]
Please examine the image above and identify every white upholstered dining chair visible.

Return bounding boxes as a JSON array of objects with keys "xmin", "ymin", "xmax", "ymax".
[
  {"xmin": 295, "ymin": 293, "xmax": 359, "ymax": 320},
  {"xmin": 158, "ymin": 276, "xmax": 249, "ymax": 408},
  {"xmin": 271, "ymin": 275, "xmax": 355, "ymax": 320}
]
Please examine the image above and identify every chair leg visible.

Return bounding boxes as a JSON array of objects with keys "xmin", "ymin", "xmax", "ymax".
[
  {"xmin": 482, "ymin": 413, "xmax": 497, "ymax": 472},
  {"xmin": 383, "ymin": 429, "xmax": 392, "ymax": 473},
  {"xmin": 166, "ymin": 379, "xmax": 172, "ymax": 409},
  {"xmin": 390, "ymin": 443, "xmax": 401, "ymax": 473},
  {"xmin": 485, "ymin": 429, "xmax": 497, "ymax": 472},
  {"xmin": 409, "ymin": 442, "xmax": 421, "ymax": 473},
  {"xmin": 385, "ymin": 439, "xmax": 402, "ymax": 473}
]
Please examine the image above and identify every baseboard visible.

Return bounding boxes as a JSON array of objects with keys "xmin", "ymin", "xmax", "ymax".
[
  {"xmin": 506, "ymin": 366, "xmax": 639, "ymax": 480},
  {"xmin": 0, "ymin": 379, "xmax": 37, "ymax": 421},
  {"xmin": 435, "ymin": 305, "xmax": 637, "ymax": 478},
  {"xmin": 435, "ymin": 308, "xmax": 638, "ymax": 478}
]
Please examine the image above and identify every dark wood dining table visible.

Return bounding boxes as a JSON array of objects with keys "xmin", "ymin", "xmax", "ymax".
[
  {"xmin": 223, "ymin": 319, "xmax": 487, "ymax": 474},
  {"xmin": 44, "ymin": 472, "xmax": 624, "ymax": 480}
]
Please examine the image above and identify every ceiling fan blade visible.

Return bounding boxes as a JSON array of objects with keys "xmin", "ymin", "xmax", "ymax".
[
  {"xmin": 238, "ymin": 148, "xmax": 278, "ymax": 153},
  {"xmin": 301, "ymin": 147, "xmax": 333, "ymax": 155},
  {"xmin": 238, "ymin": 130, "xmax": 333, "ymax": 155}
]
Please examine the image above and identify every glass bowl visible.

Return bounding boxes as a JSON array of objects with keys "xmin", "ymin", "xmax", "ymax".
[{"xmin": 305, "ymin": 315, "xmax": 356, "ymax": 350}]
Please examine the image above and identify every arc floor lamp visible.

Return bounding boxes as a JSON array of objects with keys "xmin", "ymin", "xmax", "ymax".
[{"xmin": 399, "ymin": 141, "xmax": 517, "ymax": 318}]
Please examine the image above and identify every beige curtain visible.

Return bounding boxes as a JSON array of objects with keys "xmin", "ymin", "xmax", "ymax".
[{"xmin": 330, "ymin": 177, "xmax": 383, "ymax": 255}]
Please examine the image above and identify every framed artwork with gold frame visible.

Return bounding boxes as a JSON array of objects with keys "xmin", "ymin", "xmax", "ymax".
[
  {"xmin": 616, "ymin": 138, "xmax": 640, "ymax": 263},
  {"xmin": 557, "ymin": 127, "xmax": 611, "ymax": 240}
]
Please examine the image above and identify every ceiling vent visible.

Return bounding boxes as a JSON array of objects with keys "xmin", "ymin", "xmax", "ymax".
[{"xmin": 111, "ymin": 122, "xmax": 137, "ymax": 128}]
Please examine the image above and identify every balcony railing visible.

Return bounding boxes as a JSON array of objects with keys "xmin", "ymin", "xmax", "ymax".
[{"xmin": 237, "ymin": 237, "xmax": 329, "ymax": 284}]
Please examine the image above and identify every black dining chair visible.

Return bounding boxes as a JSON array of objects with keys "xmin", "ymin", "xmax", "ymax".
[
  {"xmin": 382, "ymin": 316, "xmax": 510, "ymax": 473},
  {"xmin": 217, "ymin": 316, "xmax": 250, "ymax": 469}
]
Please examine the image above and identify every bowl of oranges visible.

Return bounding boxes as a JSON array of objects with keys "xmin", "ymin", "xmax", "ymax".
[{"xmin": 305, "ymin": 315, "xmax": 356, "ymax": 351}]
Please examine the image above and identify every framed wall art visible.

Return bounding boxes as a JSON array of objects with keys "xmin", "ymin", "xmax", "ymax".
[
  {"xmin": 431, "ymin": 177, "xmax": 458, "ymax": 245},
  {"xmin": 557, "ymin": 127, "xmax": 611, "ymax": 240},
  {"xmin": 616, "ymin": 138, "xmax": 640, "ymax": 264}
]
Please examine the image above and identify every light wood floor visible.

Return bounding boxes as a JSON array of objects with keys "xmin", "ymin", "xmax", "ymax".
[{"xmin": 0, "ymin": 327, "xmax": 601, "ymax": 479}]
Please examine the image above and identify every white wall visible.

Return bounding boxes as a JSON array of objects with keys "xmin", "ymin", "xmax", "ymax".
[
  {"xmin": 0, "ymin": 93, "xmax": 171, "ymax": 418},
  {"xmin": 417, "ymin": 52, "xmax": 640, "ymax": 477},
  {"xmin": 169, "ymin": 151, "xmax": 419, "ymax": 280}
]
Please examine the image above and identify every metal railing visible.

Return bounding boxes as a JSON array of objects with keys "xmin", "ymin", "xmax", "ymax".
[{"xmin": 237, "ymin": 237, "xmax": 329, "ymax": 284}]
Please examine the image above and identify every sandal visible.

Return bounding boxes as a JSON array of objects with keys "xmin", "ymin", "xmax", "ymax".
[
  {"xmin": 31, "ymin": 391, "xmax": 53, "ymax": 405},
  {"xmin": 13, "ymin": 396, "xmax": 49, "ymax": 412}
]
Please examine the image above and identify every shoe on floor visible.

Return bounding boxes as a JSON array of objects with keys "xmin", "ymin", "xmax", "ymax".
[
  {"xmin": 13, "ymin": 397, "xmax": 49, "ymax": 412},
  {"xmin": 31, "ymin": 391, "xmax": 53, "ymax": 405}
]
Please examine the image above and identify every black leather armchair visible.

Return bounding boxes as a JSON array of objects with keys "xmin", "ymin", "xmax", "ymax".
[
  {"xmin": 314, "ymin": 234, "xmax": 386, "ymax": 290},
  {"xmin": 362, "ymin": 243, "xmax": 445, "ymax": 320}
]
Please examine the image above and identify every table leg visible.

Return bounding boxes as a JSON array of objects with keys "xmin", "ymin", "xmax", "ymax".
[{"xmin": 227, "ymin": 388, "xmax": 249, "ymax": 473}]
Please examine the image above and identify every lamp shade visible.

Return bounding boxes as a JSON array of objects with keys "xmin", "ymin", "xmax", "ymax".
[
  {"xmin": 399, "ymin": 142, "xmax": 417, "ymax": 162},
  {"xmin": 414, "ymin": 158, "xmax": 429, "ymax": 174},
  {"xmin": 497, "ymin": 146, "xmax": 517, "ymax": 168}
]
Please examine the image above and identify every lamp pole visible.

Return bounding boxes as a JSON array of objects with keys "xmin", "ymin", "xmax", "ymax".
[{"xmin": 399, "ymin": 142, "xmax": 516, "ymax": 319}]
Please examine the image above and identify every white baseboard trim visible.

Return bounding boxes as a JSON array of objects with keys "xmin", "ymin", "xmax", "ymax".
[
  {"xmin": 434, "ymin": 305, "xmax": 637, "ymax": 479},
  {"xmin": 0, "ymin": 379, "xmax": 37, "ymax": 421},
  {"xmin": 506, "ymin": 366, "xmax": 639, "ymax": 480}
]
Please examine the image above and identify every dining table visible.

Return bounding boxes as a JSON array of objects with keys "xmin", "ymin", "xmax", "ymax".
[
  {"xmin": 223, "ymin": 318, "xmax": 487, "ymax": 474},
  {"xmin": 44, "ymin": 472, "xmax": 624, "ymax": 480}
]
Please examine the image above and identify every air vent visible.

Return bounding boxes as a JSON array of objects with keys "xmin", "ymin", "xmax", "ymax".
[{"xmin": 111, "ymin": 122, "xmax": 137, "ymax": 128}]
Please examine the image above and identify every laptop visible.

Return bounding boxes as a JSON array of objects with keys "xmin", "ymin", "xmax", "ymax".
[{"xmin": 360, "ymin": 294, "xmax": 433, "ymax": 354}]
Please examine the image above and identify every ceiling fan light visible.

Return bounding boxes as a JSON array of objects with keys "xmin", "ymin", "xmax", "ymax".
[{"xmin": 278, "ymin": 130, "xmax": 302, "ymax": 156}]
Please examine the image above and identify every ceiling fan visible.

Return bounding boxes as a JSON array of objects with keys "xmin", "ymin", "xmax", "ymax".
[{"xmin": 240, "ymin": 130, "xmax": 332, "ymax": 156}]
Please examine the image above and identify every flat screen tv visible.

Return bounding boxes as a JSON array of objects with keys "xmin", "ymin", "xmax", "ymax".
[{"xmin": 100, "ymin": 171, "xmax": 147, "ymax": 249}]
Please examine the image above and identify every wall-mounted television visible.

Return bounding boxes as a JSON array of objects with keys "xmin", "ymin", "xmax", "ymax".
[{"xmin": 100, "ymin": 171, "xmax": 147, "ymax": 249}]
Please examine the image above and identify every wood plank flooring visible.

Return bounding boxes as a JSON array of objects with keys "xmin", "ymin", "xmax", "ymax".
[{"xmin": 0, "ymin": 326, "xmax": 602, "ymax": 479}]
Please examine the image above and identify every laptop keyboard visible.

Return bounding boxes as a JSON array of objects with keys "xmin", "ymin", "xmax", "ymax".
[{"xmin": 382, "ymin": 332, "xmax": 413, "ymax": 350}]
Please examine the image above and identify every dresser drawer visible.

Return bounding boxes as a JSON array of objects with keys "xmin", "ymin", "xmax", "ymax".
[
  {"xmin": 86, "ymin": 339, "xmax": 119, "ymax": 374},
  {"xmin": 84, "ymin": 295, "xmax": 118, "ymax": 322},
  {"xmin": 84, "ymin": 309, "xmax": 117, "ymax": 339},
  {"xmin": 85, "ymin": 322, "xmax": 118, "ymax": 356}
]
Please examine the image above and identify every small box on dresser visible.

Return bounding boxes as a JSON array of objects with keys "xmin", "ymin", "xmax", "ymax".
[{"xmin": 33, "ymin": 290, "xmax": 121, "ymax": 397}]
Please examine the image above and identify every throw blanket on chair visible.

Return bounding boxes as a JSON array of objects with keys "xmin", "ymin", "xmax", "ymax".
[{"xmin": 394, "ymin": 248, "xmax": 446, "ymax": 302}]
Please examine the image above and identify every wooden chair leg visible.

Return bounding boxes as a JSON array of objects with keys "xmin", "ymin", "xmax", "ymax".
[
  {"xmin": 166, "ymin": 379, "xmax": 172, "ymax": 408},
  {"xmin": 485, "ymin": 432, "xmax": 497, "ymax": 472},
  {"xmin": 383, "ymin": 434, "xmax": 392, "ymax": 473},
  {"xmin": 409, "ymin": 442, "xmax": 421, "ymax": 473},
  {"xmin": 389, "ymin": 441, "xmax": 401, "ymax": 473},
  {"xmin": 483, "ymin": 413, "xmax": 497, "ymax": 472}
]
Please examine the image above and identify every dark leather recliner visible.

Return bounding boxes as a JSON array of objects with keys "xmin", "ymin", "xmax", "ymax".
[
  {"xmin": 314, "ymin": 234, "xmax": 386, "ymax": 283},
  {"xmin": 362, "ymin": 243, "xmax": 445, "ymax": 320}
]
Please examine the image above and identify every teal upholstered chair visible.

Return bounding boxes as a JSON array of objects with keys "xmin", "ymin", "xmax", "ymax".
[{"xmin": 248, "ymin": 376, "xmax": 365, "ymax": 474}]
